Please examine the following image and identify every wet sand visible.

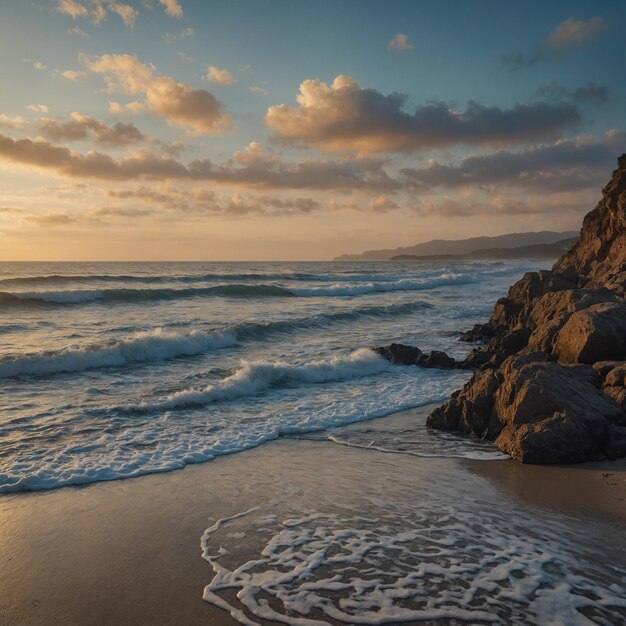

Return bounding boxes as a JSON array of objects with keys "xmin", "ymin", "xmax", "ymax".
[{"xmin": 1, "ymin": 406, "xmax": 625, "ymax": 626}]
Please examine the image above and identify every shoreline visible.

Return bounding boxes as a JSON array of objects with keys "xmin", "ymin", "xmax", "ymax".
[{"xmin": 1, "ymin": 406, "xmax": 625, "ymax": 625}]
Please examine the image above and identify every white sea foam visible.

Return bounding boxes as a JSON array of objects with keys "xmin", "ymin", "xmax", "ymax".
[
  {"xmin": 201, "ymin": 505, "xmax": 626, "ymax": 625},
  {"xmin": 290, "ymin": 274, "xmax": 474, "ymax": 296},
  {"xmin": 0, "ymin": 328, "xmax": 237, "ymax": 378},
  {"xmin": 136, "ymin": 349, "xmax": 394, "ymax": 411}
]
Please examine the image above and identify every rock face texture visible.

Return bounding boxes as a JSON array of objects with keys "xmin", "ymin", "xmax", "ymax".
[{"xmin": 427, "ymin": 155, "xmax": 626, "ymax": 464}]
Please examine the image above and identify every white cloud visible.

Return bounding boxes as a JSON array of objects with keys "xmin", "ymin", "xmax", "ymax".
[
  {"xmin": 109, "ymin": 100, "xmax": 145, "ymax": 114},
  {"xmin": 205, "ymin": 66, "xmax": 235, "ymax": 86},
  {"xmin": 28, "ymin": 104, "xmax": 49, "ymax": 113},
  {"xmin": 60, "ymin": 70, "xmax": 87, "ymax": 81}
]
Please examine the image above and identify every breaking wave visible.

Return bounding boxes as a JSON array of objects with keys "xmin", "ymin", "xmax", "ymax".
[
  {"xmin": 0, "ymin": 301, "xmax": 430, "ymax": 379},
  {"xmin": 130, "ymin": 349, "xmax": 393, "ymax": 412}
]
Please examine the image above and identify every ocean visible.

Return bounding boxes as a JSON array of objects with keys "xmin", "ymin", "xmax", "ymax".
[{"xmin": 0, "ymin": 260, "xmax": 545, "ymax": 494}]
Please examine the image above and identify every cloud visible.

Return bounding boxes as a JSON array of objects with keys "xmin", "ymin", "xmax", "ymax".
[
  {"xmin": 56, "ymin": 0, "xmax": 88, "ymax": 19},
  {"xmin": 146, "ymin": 77, "xmax": 231, "ymax": 134},
  {"xmin": 572, "ymin": 83, "xmax": 610, "ymax": 104},
  {"xmin": 60, "ymin": 70, "xmax": 88, "ymax": 81},
  {"xmin": 28, "ymin": 104, "xmax": 49, "ymax": 113},
  {"xmin": 547, "ymin": 16, "xmax": 607, "ymax": 49},
  {"xmin": 68, "ymin": 26, "xmax": 89, "ymax": 37},
  {"xmin": 38, "ymin": 112, "xmax": 148, "ymax": 146},
  {"xmin": 266, "ymin": 75, "xmax": 580, "ymax": 153},
  {"xmin": 33, "ymin": 61, "xmax": 47, "ymax": 70},
  {"xmin": 84, "ymin": 54, "xmax": 231, "ymax": 134},
  {"xmin": 24, "ymin": 212, "xmax": 77, "ymax": 226},
  {"xmin": 164, "ymin": 27, "xmax": 193, "ymax": 43},
  {"xmin": 109, "ymin": 100, "xmax": 145, "ymax": 114},
  {"xmin": 413, "ymin": 188, "xmax": 599, "ymax": 218},
  {"xmin": 56, "ymin": 1, "xmax": 138, "ymax": 27},
  {"xmin": 93, "ymin": 206, "xmax": 154, "ymax": 218},
  {"xmin": 535, "ymin": 82, "xmax": 609, "ymax": 104},
  {"xmin": 399, "ymin": 133, "xmax": 626, "ymax": 193},
  {"xmin": 158, "ymin": 0, "xmax": 183, "ymax": 18},
  {"xmin": 0, "ymin": 134, "xmax": 396, "ymax": 191},
  {"xmin": 84, "ymin": 54, "xmax": 154, "ymax": 93},
  {"xmin": 502, "ymin": 16, "xmax": 607, "ymax": 68},
  {"xmin": 176, "ymin": 52, "xmax": 194, "ymax": 64},
  {"xmin": 107, "ymin": 185, "xmax": 322, "ymax": 217},
  {"xmin": 205, "ymin": 66, "xmax": 235, "ymax": 86},
  {"xmin": 0, "ymin": 115, "xmax": 25, "ymax": 129},
  {"xmin": 388, "ymin": 33, "xmax": 412, "ymax": 52},
  {"xmin": 249, "ymin": 86, "xmax": 269, "ymax": 97}
]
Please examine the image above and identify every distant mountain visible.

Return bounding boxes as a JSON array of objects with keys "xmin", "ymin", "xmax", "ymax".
[
  {"xmin": 334, "ymin": 231, "xmax": 579, "ymax": 261},
  {"xmin": 391, "ymin": 237, "xmax": 578, "ymax": 261}
]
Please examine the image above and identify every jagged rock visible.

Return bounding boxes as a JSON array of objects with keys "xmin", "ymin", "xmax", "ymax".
[
  {"xmin": 554, "ymin": 153, "xmax": 626, "ymax": 294},
  {"xmin": 428, "ymin": 354, "xmax": 623, "ymax": 463},
  {"xmin": 604, "ymin": 362, "xmax": 626, "ymax": 386},
  {"xmin": 372, "ymin": 343, "xmax": 422, "ymax": 365},
  {"xmin": 592, "ymin": 360, "xmax": 625, "ymax": 379},
  {"xmin": 420, "ymin": 350, "xmax": 456, "ymax": 369},
  {"xmin": 525, "ymin": 289, "xmax": 616, "ymax": 353},
  {"xmin": 459, "ymin": 322, "xmax": 495, "ymax": 342},
  {"xmin": 552, "ymin": 302, "xmax": 626, "ymax": 364},
  {"xmin": 429, "ymin": 155, "xmax": 626, "ymax": 464},
  {"xmin": 595, "ymin": 362, "xmax": 626, "ymax": 419},
  {"xmin": 373, "ymin": 344, "xmax": 457, "ymax": 369}
]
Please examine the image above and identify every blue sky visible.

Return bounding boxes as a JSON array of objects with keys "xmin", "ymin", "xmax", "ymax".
[{"xmin": 0, "ymin": 0, "xmax": 624, "ymax": 260}]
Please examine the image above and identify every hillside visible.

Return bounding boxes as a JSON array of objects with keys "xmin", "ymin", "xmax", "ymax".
[
  {"xmin": 391, "ymin": 237, "xmax": 578, "ymax": 261},
  {"xmin": 334, "ymin": 231, "xmax": 578, "ymax": 261}
]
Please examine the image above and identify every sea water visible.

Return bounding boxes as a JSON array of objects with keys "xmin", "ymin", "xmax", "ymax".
[{"xmin": 0, "ymin": 260, "xmax": 544, "ymax": 493}]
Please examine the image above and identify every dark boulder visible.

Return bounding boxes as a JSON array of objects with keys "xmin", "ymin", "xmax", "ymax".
[
  {"xmin": 420, "ymin": 350, "xmax": 456, "ymax": 369},
  {"xmin": 372, "ymin": 343, "xmax": 422, "ymax": 366},
  {"xmin": 373, "ymin": 344, "xmax": 457, "ymax": 369}
]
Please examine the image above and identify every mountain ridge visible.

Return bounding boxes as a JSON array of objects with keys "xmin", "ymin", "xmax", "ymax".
[{"xmin": 334, "ymin": 231, "xmax": 579, "ymax": 261}]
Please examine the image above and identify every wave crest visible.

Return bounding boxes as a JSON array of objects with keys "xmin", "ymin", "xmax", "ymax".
[
  {"xmin": 134, "ymin": 349, "xmax": 392, "ymax": 411},
  {"xmin": 0, "ymin": 329, "xmax": 237, "ymax": 378}
]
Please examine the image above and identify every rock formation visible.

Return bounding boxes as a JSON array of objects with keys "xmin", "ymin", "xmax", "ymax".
[
  {"xmin": 373, "ymin": 344, "xmax": 458, "ymax": 369},
  {"xmin": 427, "ymin": 155, "xmax": 626, "ymax": 464}
]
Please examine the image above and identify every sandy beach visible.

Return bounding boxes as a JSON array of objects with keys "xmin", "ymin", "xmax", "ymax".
[{"xmin": 1, "ymin": 406, "xmax": 624, "ymax": 626}]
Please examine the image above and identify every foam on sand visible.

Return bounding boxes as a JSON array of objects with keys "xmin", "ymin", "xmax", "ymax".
[{"xmin": 201, "ymin": 502, "xmax": 626, "ymax": 625}]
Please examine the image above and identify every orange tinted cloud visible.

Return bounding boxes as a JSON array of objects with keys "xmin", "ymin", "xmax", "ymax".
[
  {"xmin": 266, "ymin": 76, "xmax": 580, "ymax": 153},
  {"xmin": 0, "ymin": 134, "xmax": 396, "ymax": 190},
  {"xmin": 84, "ymin": 54, "xmax": 231, "ymax": 135},
  {"xmin": 39, "ymin": 112, "xmax": 148, "ymax": 146}
]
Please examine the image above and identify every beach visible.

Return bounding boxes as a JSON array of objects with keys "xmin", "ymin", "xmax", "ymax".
[{"xmin": 1, "ymin": 406, "xmax": 624, "ymax": 626}]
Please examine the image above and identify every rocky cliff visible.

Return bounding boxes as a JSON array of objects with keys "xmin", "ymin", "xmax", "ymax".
[{"xmin": 427, "ymin": 155, "xmax": 626, "ymax": 464}]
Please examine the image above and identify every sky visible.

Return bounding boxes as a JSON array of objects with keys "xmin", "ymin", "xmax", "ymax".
[{"xmin": 0, "ymin": 0, "xmax": 625, "ymax": 261}]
